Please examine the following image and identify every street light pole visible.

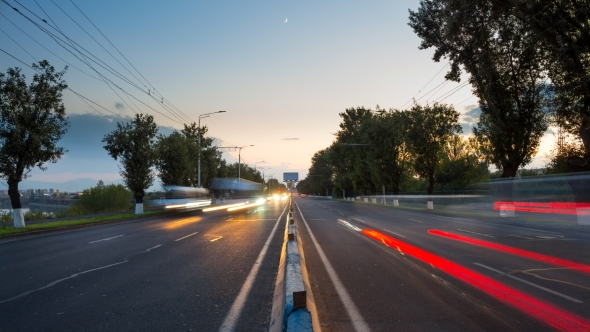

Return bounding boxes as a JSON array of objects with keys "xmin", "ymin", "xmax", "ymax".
[{"xmin": 198, "ymin": 111, "xmax": 226, "ymax": 187}]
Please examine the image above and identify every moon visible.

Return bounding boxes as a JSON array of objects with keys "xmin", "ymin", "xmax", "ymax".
[{"xmin": 285, "ymin": 18, "xmax": 288, "ymax": 23}]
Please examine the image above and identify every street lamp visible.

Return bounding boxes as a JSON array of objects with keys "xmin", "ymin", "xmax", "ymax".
[{"xmin": 198, "ymin": 111, "xmax": 226, "ymax": 187}]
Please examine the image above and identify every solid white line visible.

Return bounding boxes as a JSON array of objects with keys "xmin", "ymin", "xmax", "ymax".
[
  {"xmin": 89, "ymin": 234, "xmax": 124, "ymax": 243},
  {"xmin": 296, "ymin": 202, "xmax": 370, "ymax": 332},
  {"xmin": 408, "ymin": 219, "xmax": 423, "ymax": 223},
  {"xmin": 219, "ymin": 204, "xmax": 287, "ymax": 332},
  {"xmin": 175, "ymin": 232, "xmax": 199, "ymax": 242},
  {"xmin": 474, "ymin": 263, "xmax": 583, "ymax": 304},
  {"xmin": 457, "ymin": 229, "xmax": 494, "ymax": 238},
  {"xmin": 210, "ymin": 236, "xmax": 223, "ymax": 242},
  {"xmin": 384, "ymin": 229, "xmax": 406, "ymax": 238}
]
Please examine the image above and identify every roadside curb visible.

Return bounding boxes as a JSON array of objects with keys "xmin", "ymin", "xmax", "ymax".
[{"xmin": 269, "ymin": 199, "xmax": 318, "ymax": 332}]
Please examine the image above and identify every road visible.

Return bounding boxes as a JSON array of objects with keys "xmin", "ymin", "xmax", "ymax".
[
  {"xmin": 0, "ymin": 199, "xmax": 288, "ymax": 332},
  {"xmin": 3, "ymin": 197, "xmax": 590, "ymax": 331},
  {"xmin": 294, "ymin": 197, "xmax": 590, "ymax": 331}
]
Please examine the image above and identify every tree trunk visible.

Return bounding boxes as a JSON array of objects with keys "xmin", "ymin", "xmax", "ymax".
[
  {"xmin": 497, "ymin": 165, "xmax": 518, "ymax": 217},
  {"xmin": 8, "ymin": 179, "xmax": 21, "ymax": 209},
  {"xmin": 8, "ymin": 179, "xmax": 25, "ymax": 228},
  {"xmin": 427, "ymin": 172, "xmax": 434, "ymax": 209},
  {"xmin": 135, "ymin": 192, "xmax": 144, "ymax": 214}
]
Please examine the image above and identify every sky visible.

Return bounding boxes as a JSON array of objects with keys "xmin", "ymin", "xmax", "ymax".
[{"xmin": 0, "ymin": 0, "xmax": 557, "ymax": 189}]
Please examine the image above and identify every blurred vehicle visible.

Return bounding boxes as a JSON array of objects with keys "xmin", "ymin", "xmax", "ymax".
[{"xmin": 300, "ymin": 194, "xmax": 307, "ymax": 198}]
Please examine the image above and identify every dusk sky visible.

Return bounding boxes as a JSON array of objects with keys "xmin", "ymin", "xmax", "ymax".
[{"xmin": 0, "ymin": 0, "xmax": 556, "ymax": 187}]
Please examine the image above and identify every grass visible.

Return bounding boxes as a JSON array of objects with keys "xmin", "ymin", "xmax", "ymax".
[{"xmin": 0, "ymin": 210, "xmax": 166, "ymax": 236}]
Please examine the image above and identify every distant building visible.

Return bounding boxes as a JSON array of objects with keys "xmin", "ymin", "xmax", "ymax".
[{"xmin": 49, "ymin": 188, "xmax": 54, "ymax": 194}]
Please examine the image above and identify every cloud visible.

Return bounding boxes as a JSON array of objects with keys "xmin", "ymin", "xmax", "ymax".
[
  {"xmin": 114, "ymin": 102, "xmax": 125, "ymax": 110},
  {"xmin": 459, "ymin": 106, "xmax": 481, "ymax": 135},
  {"xmin": 282, "ymin": 138, "xmax": 300, "ymax": 140}
]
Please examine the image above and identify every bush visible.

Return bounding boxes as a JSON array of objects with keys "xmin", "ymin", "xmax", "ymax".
[{"xmin": 73, "ymin": 182, "xmax": 133, "ymax": 214}]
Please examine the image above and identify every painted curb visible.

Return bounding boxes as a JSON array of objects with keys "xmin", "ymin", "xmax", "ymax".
[{"xmin": 269, "ymin": 199, "xmax": 318, "ymax": 332}]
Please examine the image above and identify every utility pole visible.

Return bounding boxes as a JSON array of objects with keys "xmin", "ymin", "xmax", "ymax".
[{"xmin": 218, "ymin": 145, "xmax": 254, "ymax": 196}]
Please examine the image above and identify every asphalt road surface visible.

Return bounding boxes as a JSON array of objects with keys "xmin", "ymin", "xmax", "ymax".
[
  {"xmin": 0, "ymin": 199, "xmax": 288, "ymax": 332},
  {"xmin": 294, "ymin": 197, "xmax": 590, "ymax": 332}
]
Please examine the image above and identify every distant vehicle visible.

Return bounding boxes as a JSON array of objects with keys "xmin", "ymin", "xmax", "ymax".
[{"xmin": 300, "ymin": 194, "xmax": 307, "ymax": 198}]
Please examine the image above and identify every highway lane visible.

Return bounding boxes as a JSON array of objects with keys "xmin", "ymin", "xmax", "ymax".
[
  {"xmin": 294, "ymin": 197, "xmax": 590, "ymax": 331},
  {"xmin": 0, "ymin": 199, "xmax": 288, "ymax": 331}
]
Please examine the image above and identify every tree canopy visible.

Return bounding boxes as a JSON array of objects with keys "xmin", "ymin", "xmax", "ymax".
[
  {"xmin": 102, "ymin": 113, "xmax": 158, "ymax": 206},
  {"xmin": 0, "ymin": 60, "xmax": 69, "ymax": 226}
]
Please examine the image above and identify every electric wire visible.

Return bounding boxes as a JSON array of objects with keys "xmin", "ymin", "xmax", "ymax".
[
  {"xmin": 3, "ymin": 0, "xmax": 187, "ymax": 124},
  {"xmin": 0, "ymin": 47, "xmax": 124, "ymax": 124},
  {"xmin": 2, "ymin": 0, "xmax": 184, "ymax": 124},
  {"xmin": 48, "ymin": 0, "xmax": 191, "ymax": 123},
  {"xmin": 68, "ymin": 0, "xmax": 193, "ymax": 123}
]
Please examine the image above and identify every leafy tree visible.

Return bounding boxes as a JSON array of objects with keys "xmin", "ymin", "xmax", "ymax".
[
  {"xmin": 407, "ymin": 103, "xmax": 462, "ymax": 197},
  {"xmin": 102, "ymin": 113, "xmax": 157, "ymax": 214},
  {"xmin": 181, "ymin": 123, "xmax": 222, "ymax": 187},
  {"xmin": 302, "ymin": 148, "xmax": 334, "ymax": 196},
  {"xmin": 334, "ymin": 107, "xmax": 376, "ymax": 194},
  {"xmin": 409, "ymin": 0, "xmax": 550, "ymax": 202},
  {"xmin": 509, "ymin": 0, "xmax": 590, "ymax": 162},
  {"xmin": 0, "ymin": 60, "xmax": 69, "ymax": 227},
  {"xmin": 435, "ymin": 135, "xmax": 490, "ymax": 190},
  {"xmin": 156, "ymin": 131, "xmax": 194, "ymax": 186},
  {"xmin": 362, "ymin": 109, "xmax": 412, "ymax": 195}
]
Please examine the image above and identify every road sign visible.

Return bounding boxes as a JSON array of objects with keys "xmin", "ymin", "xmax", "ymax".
[{"xmin": 283, "ymin": 172, "xmax": 299, "ymax": 181}]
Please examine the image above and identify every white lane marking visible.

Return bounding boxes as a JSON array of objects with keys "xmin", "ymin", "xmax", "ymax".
[
  {"xmin": 219, "ymin": 204, "xmax": 287, "ymax": 332},
  {"xmin": 0, "ymin": 245, "xmax": 162, "ymax": 304},
  {"xmin": 296, "ymin": 202, "xmax": 370, "ymax": 332},
  {"xmin": 474, "ymin": 263, "xmax": 583, "ymax": 304},
  {"xmin": 210, "ymin": 236, "xmax": 223, "ymax": 242},
  {"xmin": 510, "ymin": 235, "xmax": 535, "ymax": 240},
  {"xmin": 175, "ymin": 232, "xmax": 199, "ymax": 242},
  {"xmin": 408, "ymin": 219, "xmax": 423, "ymax": 223},
  {"xmin": 89, "ymin": 234, "xmax": 124, "ymax": 243},
  {"xmin": 337, "ymin": 219, "xmax": 362, "ymax": 232},
  {"xmin": 384, "ymin": 229, "xmax": 406, "ymax": 238},
  {"xmin": 457, "ymin": 229, "xmax": 494, "ymax": 238}
]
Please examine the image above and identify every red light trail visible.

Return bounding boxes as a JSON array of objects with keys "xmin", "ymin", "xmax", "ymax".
[
  {"xmin": 428, "ymin": 229, "xmax": 590, "ymax": 276},
  {"xmin": 493, "ymin": 201, "xmax": 590, "ymax": 215},
  {"xmin": 362, "ymin": 229, "xmax": 590, "ymax": 331}
]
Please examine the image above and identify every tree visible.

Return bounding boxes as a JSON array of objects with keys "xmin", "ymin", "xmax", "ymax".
[
  {"xmin": 407, "ymin": 103, "xmax": 462, "ymax": 202},
  {"xmin": 409, "ymin": 0, "xmax": 550, "ymax": 203},
  {"xmin": 0, "ymin": 60, "xmax": 69, "ymax": 227},
  {"xmin": 362, "ymin": 109, "xmax": 412, "ymax": 197},
  {"xmin": 103, "ymin": 113, "xmax": 157, "ymax": 214},
  {"xmin": 303, "ymin": 148, "xmax": 334, "ymax": 196},
  {"xmin": 435, "ymin": 135, "xmax": 490, "ymax": 190},
  {"xmin": 509, "ymin": 0, "xmax": 590, "ymax": 163},
  {"xmin": 156, "ymin": 131, "xmax": 194, "ymax": 186},
  {"xmin": 181, "ymin": 123, "xmax": 222, "ymax": 187},
  {"xmin": 330, "ymin": 107, "xmax": 377, "ymax": 195}
]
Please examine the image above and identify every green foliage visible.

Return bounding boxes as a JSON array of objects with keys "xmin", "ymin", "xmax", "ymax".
[
  {"xmin": 73, "ymin": 181, "xmax": 133, "ymax": 214},
  {"xmin": 407, "ymin": 103, "xmax": 462, "ymax": 195},
  {"xmin": 409, "ymin": 0, "xmax": 550, "ymax": 179},
  {"xmin": 435, "ymin": 135, "xmax": 490, "ymax": 190},
  {"xmin": 511, "ymin": 0, "xmax": 590, "ymax": 156},
  {"xmin": 0, "ymin": 60, "xmax": 69, "ymax": 210},
  {"xmin": 102, "ymin": 113, "xmax": 158, "ymax": 203},
  {"xmin": 362, "ymin": 109, "xmax": 413, "ymax": 194},
  {"xmin": 156, "ymin": 131, "xmax": 194, "ymax": 186}
]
